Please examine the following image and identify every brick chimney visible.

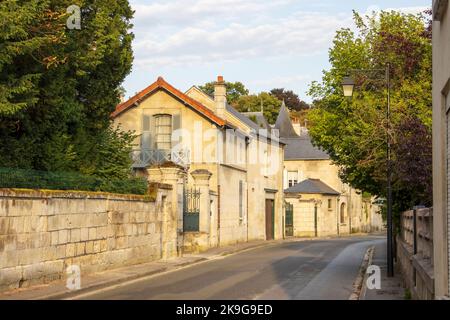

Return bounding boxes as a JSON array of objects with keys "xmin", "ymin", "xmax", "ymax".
[{"xmin": 214, "ymin": 76, "xmax": 226, "ymax": 118}]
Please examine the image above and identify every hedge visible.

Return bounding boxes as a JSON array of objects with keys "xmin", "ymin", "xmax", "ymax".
[{"xmin": 0, "ymin": 168, "xmax": 147, "ymax": 195}]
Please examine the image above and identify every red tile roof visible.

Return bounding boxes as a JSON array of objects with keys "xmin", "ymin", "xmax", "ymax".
[{"xmin": 111, "ymin": 77, "xmax": 226, "ymax": 126}]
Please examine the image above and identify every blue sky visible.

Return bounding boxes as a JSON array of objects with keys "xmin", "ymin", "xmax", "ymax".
[{"xmin": 124, "ymin": 0, "xmax": 430, "ymax": 102}]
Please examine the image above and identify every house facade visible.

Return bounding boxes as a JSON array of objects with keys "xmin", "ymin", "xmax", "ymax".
[
  {"xmin": 275, "ymin": 103, "xmax": 383, "ymax": 237},
  {"xmin": 432, "ymin": 0, "xmax": 450, "ymax": 299},
  {"xmin": 112, "ymin": 76, "xmax": 285, "ymax": 252}
]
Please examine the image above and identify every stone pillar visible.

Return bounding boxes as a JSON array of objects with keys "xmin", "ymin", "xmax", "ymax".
[
  {"xmin": 191, "ymin": 170, "xmax": 212, "ymax": 235},
  {"xmin": 147, "ymin": 164, "xmax": 186, "ymax": 259}
]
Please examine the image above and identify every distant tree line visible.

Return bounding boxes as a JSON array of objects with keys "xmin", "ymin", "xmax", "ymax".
[{"xmin": 199, "ymin": 82, "xmax": 310, "ymax": 124}]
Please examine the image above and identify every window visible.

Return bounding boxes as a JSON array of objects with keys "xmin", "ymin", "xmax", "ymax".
[
  {"xmin": 154, "ymin": 114, "xmax": 172, "ymax": 151},
  {"xmin": 288, "ymin": 171, "xmax": 298, "ymax": 188},
  {"xmin": 328, "ymin": 199, "xmax": 332, "ymax": 210}
]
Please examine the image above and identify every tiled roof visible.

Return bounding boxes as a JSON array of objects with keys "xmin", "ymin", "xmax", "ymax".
[
  {"xmin": 283, "ymin": 136, "xmax": 330, "ymax": 160},
  {"xmin": 284, "ymin": 179, "xmax": 340, "ymax": 195},
  {"xmin": 111, "ymin": 77, "xmax": 226, "ymax": 126},
  {"xmin": 274, "ymin": 100, "xmax": 330, "ymax": 160}
]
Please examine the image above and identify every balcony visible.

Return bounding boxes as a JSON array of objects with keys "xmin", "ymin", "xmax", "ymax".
[{"xmin": 131, "ymin": 149, "xmax": 191, "ymax": 168}]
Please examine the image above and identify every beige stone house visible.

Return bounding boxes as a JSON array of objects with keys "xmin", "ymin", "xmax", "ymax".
[
  {"xmin": 112, "ymin": 76, "xmax": 285, "ymax": 252},
  {"xmin": 275, "ymin": 103, "xmax": 383, "ymax": 237},
  {"xmin": 432, "ymin": 0, "xmax": 450, "ymax": 300}
]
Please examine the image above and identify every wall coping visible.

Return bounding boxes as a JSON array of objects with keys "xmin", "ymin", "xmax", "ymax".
[{"xmin": 0, "ymin": 188, "xmax": 169, "ymax": 202}]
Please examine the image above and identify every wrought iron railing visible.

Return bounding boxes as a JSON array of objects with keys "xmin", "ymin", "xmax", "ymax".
[{"xmin": 131, "ymin": 148, "xmax": 190, "ymax": 168}]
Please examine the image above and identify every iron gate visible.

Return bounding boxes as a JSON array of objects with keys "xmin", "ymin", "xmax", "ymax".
[
  {"xmin": 285, "ymin": 202, "xmax": 294, "ymax": 237},
  {"xmin": 183, "ymin": 187, "xmax": 201, "ymax": 232}
]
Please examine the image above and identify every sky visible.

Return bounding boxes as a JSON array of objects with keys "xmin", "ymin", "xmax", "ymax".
[{"xmin": 123, "ymin": 0, "xmax": 430, "ymax": 102}]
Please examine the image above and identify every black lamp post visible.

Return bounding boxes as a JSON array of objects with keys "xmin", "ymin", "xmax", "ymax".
[{"xmin": 341, "ymin": 63, "xmax": 394, "ymax": 278}]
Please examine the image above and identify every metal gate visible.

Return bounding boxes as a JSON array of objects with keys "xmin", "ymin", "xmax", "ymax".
[
  {"xmin": 183, "ymin": 187, "xmax": 201, "ymax": 232},
  {"xmin": 285, "ymin": 202, "xmax": 294, "ymax": 237}
]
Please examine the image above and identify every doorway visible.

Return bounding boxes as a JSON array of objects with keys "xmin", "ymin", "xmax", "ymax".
[{"xmin": 265, "ymin": 199, "xmax": 275, "ymax": 240}]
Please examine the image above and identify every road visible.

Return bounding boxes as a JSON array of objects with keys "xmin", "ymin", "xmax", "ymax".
[{"xmin": 70, "ymin": 235, "xmax": 385, "ymax": 300}]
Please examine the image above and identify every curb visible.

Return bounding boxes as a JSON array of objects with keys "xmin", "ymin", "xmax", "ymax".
[
  {"xmin": 349, "ymin": 245, "xmax": 375, "ymax": 300},
  {"xmin": 28, "ymin": 241, "xmax": 279, "ymax": 300}
]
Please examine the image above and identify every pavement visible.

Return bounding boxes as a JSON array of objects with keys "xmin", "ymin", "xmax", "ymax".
[
  {"xmin": 0, "ymin": 239, "xmax": 285, "ymax": 300},
  {"xmin": 360, "ymin": 239, "xmax": 405, "ymax": 300},
  {"xmin": 0, "ymin": 234, "xmax": 386, "ymax": 300}
]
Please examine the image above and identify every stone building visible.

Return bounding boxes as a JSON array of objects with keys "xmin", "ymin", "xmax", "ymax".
[
  {"xmin": 432, "ymin": 0, "xmax": 450, "ymax": 300},
  {"xmin": 275, "ymin": 102, "xmax": 383, "ymax": 237},
  {"xmin": 112, "ymin": 76, "xmax": 285, "ymax": 252}
]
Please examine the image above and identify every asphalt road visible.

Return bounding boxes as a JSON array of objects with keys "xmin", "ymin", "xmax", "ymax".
[{"xmin": 71, "ymin": 235, "xmax": 385, "ymax": 300}]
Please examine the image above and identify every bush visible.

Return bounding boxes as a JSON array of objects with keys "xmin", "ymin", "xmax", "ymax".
[{"xmin": 0, "ymin": 167, "xmax": 147, "ymax": 195}]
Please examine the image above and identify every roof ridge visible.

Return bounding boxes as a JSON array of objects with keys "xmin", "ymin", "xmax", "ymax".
[{"xmin": 111, "ymin": 77, "xmax": 226, "ymax": 127}]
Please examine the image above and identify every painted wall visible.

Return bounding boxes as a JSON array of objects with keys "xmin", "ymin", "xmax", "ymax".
[
  {"xmin": 0, "ymin": 187, "xmax": 173, "ymax": 292},
  {"xmin": 432, "ymin": 0, "xmax": 450, "ymax": 298}
]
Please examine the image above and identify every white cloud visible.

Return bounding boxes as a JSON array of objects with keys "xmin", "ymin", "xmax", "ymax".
[
  {"xmin": 130, "ymin": 0, "xmax": 352, "ymax": 69},
  {"xmin": 365, "ymin": 5, "xmax": 428, "ymax": 16}
]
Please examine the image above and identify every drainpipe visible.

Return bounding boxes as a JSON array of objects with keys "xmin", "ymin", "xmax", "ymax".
[
  {"xmin": 314, "ymin": 202, "xmax": 318, "ymax": 238},
  {"xmin": 337, "ymin": 197, "xmax": 340, "ymax": 237}
]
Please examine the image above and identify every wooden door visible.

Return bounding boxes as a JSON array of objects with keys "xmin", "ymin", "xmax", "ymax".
[{"xmin": 265, "ymin": 199, "xmax": 275, "ymax": 240}]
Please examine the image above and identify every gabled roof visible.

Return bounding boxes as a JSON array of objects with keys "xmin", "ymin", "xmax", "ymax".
[
  {"xmin": 111, "ymin": 77, "xmax": 226, "ymax": 127},
  {"xmin": 285, "ymin": 179, "xmax": 340, "ymax": 195}
]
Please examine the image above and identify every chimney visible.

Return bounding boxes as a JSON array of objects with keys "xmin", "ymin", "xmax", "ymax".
[{"xmin": 214, "ymin": 75, "xmax": 226, "ymax": 118}]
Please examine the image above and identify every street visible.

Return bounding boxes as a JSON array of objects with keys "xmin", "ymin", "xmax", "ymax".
[{"xmin": 68, "ymin": 235, "xmax": 385, "ymax": 300}]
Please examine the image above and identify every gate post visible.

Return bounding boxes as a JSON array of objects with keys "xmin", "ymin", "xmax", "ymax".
[
  {"xmin": 191, "ymin": 170, "xmax": 212, "ymax": 237},
  {"xmin": 148, "ymin": 164, "xmax": 186, "ymax": 259}
]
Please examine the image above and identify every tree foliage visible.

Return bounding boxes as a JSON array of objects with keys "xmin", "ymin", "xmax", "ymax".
[
  {"xmin": 270, "ymin": 88, "xmax": 310, "ymax": 111},
  {"xmin": 0, "ymin": 0, "xmax": 136, "ymax": 180},
  {"xmin": 198, "ymin": 81, "xmax": 249, "ymax": 106},
  {"xmin": 308, "ymin": 10, "xmax": 432, "ymax": 214},
  {"xmin": 235, "ymin": 92, "xmax": 282, "ymax": 124}
]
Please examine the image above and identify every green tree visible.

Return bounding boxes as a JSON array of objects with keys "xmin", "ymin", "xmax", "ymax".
[
  {"xmin": 0, "ymin": 0, "xmax": 136, "ymax": 179},
  {"xmin": 308, "ymin": 10, "xmax": 432, "ymax": 215},
  {"xmin": 199, "ymin": 81, "xmax": 249, "ymax": 106},
  {"xmin": 270, "ymin": 88, "xmax": 310, "ymax": 111},
  {"xmin": 235, "ymin": 92, "xmax": 282, "ymax": 124}
]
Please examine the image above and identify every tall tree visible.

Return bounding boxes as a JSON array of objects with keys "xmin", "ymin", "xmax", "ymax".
[
  {"xmin": 307, "ymin": 10, "xmax": 432, "ymax": 215},
  {"xmin": 199, "ymin": 81, "xmax": 249, "ymax": 106},
  {"xmin": 0, "ymin": 0, "xmax": 136, "ymax": 179},
  {"xmin": 270, "ymin": 88, "xmax": 310, "ymax": 111}
]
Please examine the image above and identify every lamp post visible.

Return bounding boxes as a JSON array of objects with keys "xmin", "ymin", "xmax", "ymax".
[{"xmin": 341, "ymin": 63, "xmax": 394, "ymax": 278}]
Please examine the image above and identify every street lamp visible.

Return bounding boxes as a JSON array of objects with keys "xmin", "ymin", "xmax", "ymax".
[
  {"xmin": 341, "ymin": 76, "xmax": 356, "ymax": 97},
  {"xmin": 341, "ymin": 63, "xmax": 394, "ymax": 278}
]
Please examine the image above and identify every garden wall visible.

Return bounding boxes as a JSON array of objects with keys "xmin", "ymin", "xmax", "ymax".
[{"xmin": 0, "ymin": 185, "xmax": 176, "ymax": 291}]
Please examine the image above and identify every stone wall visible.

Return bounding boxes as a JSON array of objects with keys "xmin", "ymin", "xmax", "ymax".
[
  {"xmin": 0, "ymin": 185, "xmax": 174, "ymax": 291},
  {"xmin": 397, "ymin": 208, "xmax": 435, "ymax": 300}
]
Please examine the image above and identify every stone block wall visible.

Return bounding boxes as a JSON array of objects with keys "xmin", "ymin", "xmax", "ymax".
[{"xmin": 0, "ymin": 186, "xmax": 174, "ymax": 291}]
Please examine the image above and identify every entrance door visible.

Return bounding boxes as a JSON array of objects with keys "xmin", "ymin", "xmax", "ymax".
[{"xmin": 265, "ymin": 199, "xmax": 275, "ymax": 240}]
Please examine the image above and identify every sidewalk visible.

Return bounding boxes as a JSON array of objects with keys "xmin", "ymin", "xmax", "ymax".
[
  {"xmin": 0, "ymin": 239, "xmax": 284, "ymax": 300},
  {"xmin": 360, "ymin": 240, "xmax": 405, "ymax": 300}
]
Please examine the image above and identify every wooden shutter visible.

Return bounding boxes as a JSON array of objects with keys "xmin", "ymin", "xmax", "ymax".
[
  {"xmin": 141, "ymin": 115, "xmax": 155, "ymax": 149},
  {"xmin": 172, "ymin": 113, "xmax": 181, "ymax": 144}
]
